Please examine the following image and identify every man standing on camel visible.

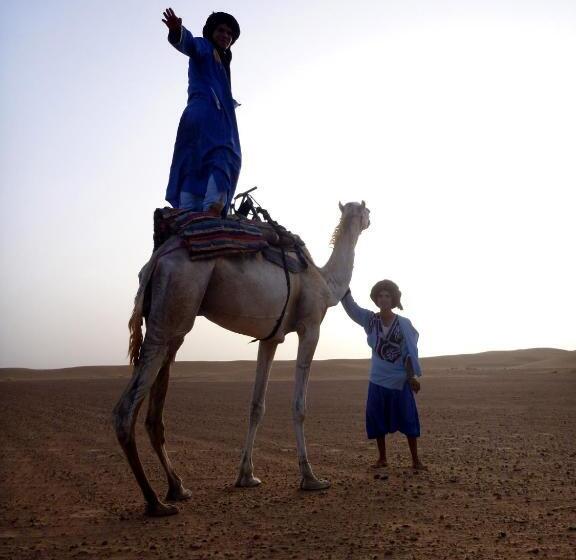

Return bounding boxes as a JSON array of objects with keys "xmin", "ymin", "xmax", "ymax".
[{"xmin": 162, "ymin": 8, "xmax": 242, "ymax": 217}]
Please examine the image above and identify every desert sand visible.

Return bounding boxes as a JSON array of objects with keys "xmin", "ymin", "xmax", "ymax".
[{"xmin": 1, "ymin": 348, "xmax": 575, "ymax": 559}]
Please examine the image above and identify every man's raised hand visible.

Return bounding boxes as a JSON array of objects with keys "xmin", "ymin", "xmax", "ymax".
[{"xmin": 162, "ymin": 8, "xmax": 182, "ymax": 31}]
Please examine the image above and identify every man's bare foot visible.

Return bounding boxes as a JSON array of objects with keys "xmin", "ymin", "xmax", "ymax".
[
  {"xmin": 412, "ymin": 461, "xmax": 428, "ymax": 471},
  {"xmin": 371, "ymin": 459, "xmax": 388, "ymax": 469},
  {"xmin": 205, "ymin": 203, "xmax": 224, "ymax": 217}
]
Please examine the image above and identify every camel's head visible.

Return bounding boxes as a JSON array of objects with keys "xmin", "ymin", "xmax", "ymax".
[{"xmin": 338, "ymin": 200, "xmax": 371, "ymax": 231}]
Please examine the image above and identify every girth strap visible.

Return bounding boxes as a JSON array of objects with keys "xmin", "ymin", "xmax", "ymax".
[{"xmin": 251, "ymin": 246, "xmax": 291, "ymax": 343}]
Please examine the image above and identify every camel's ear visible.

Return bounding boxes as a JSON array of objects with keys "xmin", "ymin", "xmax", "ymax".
[
  {"xmin": 361, "ymin": 200, "xmax": 366, "ymax": 208},
  {"xmin": 339, "ymin": 201, "xmax": 344, "ymax": 212}
]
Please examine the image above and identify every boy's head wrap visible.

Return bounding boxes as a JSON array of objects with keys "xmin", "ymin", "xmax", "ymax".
[
  {"xmin": 370, "ymin": 279, "xmax": 403, "ymax": 310},
  {"xmin": 203, "ymin": 12, "xmax": 241, "ymax": 46}
]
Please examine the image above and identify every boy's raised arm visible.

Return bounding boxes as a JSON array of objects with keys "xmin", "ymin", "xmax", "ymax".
[
  {"xmin": 162, "ymin": 7, "xmax": 182, "ymax": 40},
  {"xmin": 162, "ymin": 7, "xmax": 200, "ymax": 58},
  {"xmin": 341, "ymin": 290, "xmax": 372, "ymax": 330}
]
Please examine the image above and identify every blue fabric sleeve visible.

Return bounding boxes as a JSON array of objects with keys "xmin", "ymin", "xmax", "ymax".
[
  {"xmin": 168, "ymin": 26, "xmax": 211, "ymax": 59},
  {"xmin": 341, "ymin": 292, "xmax": 372, "ymax": 331}
]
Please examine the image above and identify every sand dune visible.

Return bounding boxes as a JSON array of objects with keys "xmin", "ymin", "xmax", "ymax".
[
  {"xmin": 508, "ymin": 350, "xmax": 576, "ymax": 370},
  {"xmin": 421, "ymin": 347, "xmax": 575, "ymax": 370},
  {"xmin": 1, "ymin": 348, "xmax": 574, "ymax": 383}
]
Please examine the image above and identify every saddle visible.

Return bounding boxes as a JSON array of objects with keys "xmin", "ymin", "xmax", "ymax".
[
  {"xmin": 233, "ymin": 216, "xmax": 309, "ymax": 273},
  {"xmin": 152, "ymin": 208, "xmax": 310, "ymax": 273}
]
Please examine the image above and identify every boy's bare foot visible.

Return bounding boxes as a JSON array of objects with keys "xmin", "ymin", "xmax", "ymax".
[
  {"xmin": 412, "ymin": 461, "xmax": 428, "ymax": 471},
  {"xmin": 371, "ymin": 459, "xmax": 388, "ymax": 469}
]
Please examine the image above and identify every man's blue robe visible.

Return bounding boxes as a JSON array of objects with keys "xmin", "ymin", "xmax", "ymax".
[{"xmin": 166, "ymin": 27, "xmax": 242, "ymax": 210}]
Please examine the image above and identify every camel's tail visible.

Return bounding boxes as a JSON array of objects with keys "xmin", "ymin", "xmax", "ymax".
[{"xmin": 128, "ymin": 257, "xmax": 156, "ymax": 366}]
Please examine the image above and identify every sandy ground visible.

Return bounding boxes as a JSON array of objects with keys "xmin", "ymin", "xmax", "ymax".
[{"xmin": 1, "ymin": 349, "xmax": 575, "ymax": 560}]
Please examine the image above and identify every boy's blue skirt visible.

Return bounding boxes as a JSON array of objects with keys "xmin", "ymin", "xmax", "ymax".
[{"xmin": 366, "ymin": 381, "xmax": 420, "ymax": 438}]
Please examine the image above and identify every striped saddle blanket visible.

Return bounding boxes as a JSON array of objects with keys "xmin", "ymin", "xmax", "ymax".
[{"xmin": 153, "ymin": 208, "xmax": 268, "ymax": 259}]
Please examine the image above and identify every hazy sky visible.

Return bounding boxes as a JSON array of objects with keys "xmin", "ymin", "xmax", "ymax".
[{"xmin": 1, "ymin": 0, "xmax": 574, "ymax": 368}]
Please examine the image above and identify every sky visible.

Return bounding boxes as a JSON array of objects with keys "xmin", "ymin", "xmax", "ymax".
[{"xmin": 0, "ymin": 0, "xmax": 575, "ymax": 369}]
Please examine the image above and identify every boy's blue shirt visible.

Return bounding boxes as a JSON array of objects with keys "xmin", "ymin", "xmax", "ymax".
[
  {"xmin": 171, "ymin": 28, "xmax": 239, "ymax": 117},
  {"xmin": 342, "ymin": 292, "xmax": 422, "ymax": 391}
]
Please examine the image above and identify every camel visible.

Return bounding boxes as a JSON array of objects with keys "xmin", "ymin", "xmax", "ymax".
[{"xmin": 113, "ymin": 201, "xmax": 371, "ymax": 516}]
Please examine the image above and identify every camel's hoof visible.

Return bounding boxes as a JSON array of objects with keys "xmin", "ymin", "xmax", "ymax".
[
  {"xmin": 165, "ymin": 486, "xmax": 193, "ymax": 502},
  {"xmin": 235, "ymin": 475, "xmax": 262, "ymax": 488},
  {"xmin": 300, "ymin": 477, "xmax": 331, "ymax": 491},
  {"xmin": 144, "ymin": 501, "xmax": 179, "ymax": 517}
]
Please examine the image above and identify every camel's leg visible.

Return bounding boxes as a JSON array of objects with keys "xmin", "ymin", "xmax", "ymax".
[
  {"xmin": 113, "ymin": 342, "xmax": 178, "ymax": 516},
  {"xmin": 145, "ymin": 344, "xmax": 192, "ymax": 503},
  {"xmin": 115, "ymin": 256, "xmax": 214, "ymax": 516},
  {"xmin": 293, "ymin": 325, "xmax": 330, "ymax": 491},
  {"xmin": 236, "ymin": 339, "xmax": 278, "ymax": 487}
]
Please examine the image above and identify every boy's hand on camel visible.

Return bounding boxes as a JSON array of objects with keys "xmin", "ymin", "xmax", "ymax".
[
  {"xmin": 409, "ymin": 378, "xmax": 420, "ymax": 394},
  {"xmin": 162, "ymin": 8, "xmax": 182, "ymax": 30}
]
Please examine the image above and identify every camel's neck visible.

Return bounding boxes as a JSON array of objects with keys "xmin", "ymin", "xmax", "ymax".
[{"xmin": 320, "ymin": 219, "xmax": 362, "ymax": 305}]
